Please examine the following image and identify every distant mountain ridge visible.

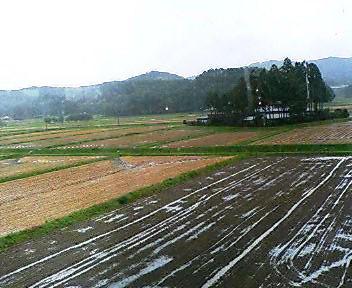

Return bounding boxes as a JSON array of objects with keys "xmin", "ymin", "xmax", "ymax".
[
  {"xmin": 2, "ymin": 57, "xmax": 351, "ymax": 97},
  {"xmin": 126, "ymin": 71, "xmax": 184, "ymax": 81},
  {"xmin": 1, "ymin": 57, "xmax": 352, "ymax": 119},
  {"xmin": 249, "ymin": 56, "xmax": 352, "ymax": 86}
]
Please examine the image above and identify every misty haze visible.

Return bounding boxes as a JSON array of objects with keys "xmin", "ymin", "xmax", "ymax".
[{"xmin": 1, "ymin": 1, "xmax": 352, "ymax": 288}]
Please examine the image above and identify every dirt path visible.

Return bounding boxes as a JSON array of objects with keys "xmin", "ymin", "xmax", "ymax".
[{"xmin": 1, "ymin": 156, "xmax": 352, "ymax": 287}]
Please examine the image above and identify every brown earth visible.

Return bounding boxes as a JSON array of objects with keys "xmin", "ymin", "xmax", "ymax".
[
  {"xmin": 0, "ymin": 156, "xmax": 103, "ymax": 179},
  {"xmin": 3, "ymin": 125, "xmax": 168, "ymax": 148},
  {"xmin": 255, "ymin": 121, "xmax": 352, "ymax": 144},
  {"xmin": 0, "ymin": 128, "xmax": 113, "ymax": 145},
  {"xmin": 1, "ymin": 156, "xmax": 351, "ymax": 287},
  {"xmin": 165, "ymin": 131, "xmax": 258, "ymax": 148},
  {"xmin": 61, "ymin": 128, "xmax": 205, "ymax": 148},
  {"xmin": 0, "ymin": 156, "xmax": 228, "ymax": 236}
]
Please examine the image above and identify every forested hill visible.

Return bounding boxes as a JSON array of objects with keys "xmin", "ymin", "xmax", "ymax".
[
  {"xmin": 0, "ymin": 56, "xmax": 344, "ymax": 119},
  {"xmin": 249, "ymin": 57, "xmax": 352, "ymax": 86},
  {"xmin": 0, "ymin": 68, "xmax": 248, "ymax": 119},
  {"xmin": 126, "ymin": 71, "xmax": 184, "ymax": 81}
]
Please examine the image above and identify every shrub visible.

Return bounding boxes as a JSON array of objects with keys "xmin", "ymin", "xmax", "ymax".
[
  {"xmin": 65, "ymin": 112, "xmax": 93, "ymax": 121},
  {"xmin": 333, "ymin": 108, "xmax": 349, "ymax": 119},
  {"xmin": 44, "ymin": 116, "xmax": 62, "ymax": 124}
]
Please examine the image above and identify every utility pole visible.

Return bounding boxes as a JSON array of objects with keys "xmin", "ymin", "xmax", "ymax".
[
  {"xmin": 244, "ymin": 67, "xmax": 253, "ymax": 113},
  {"xmin": 305, "ymin": 62, "xmax": 310, "ymax": 112}
]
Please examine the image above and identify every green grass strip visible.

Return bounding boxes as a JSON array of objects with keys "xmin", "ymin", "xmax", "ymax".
[
  {"xmin": 2, "ymin": 142, "xmax": 352, "ymax": 157},
  {"xmin": 0, "ymin": 155, "xmax": 242, "ymax": 253}
]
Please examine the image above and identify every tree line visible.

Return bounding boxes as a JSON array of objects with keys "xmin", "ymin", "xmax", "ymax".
[
  {"xmin": 206, "ymin": 58, "xmax": 336, "ymax": 125},
  {"xmin": 0, "ymin": 60, "xmax": 339, "ymax": 123},
  {"xmin": 0, "ymin": 68, "xmax": 247, "ymax": 119}
]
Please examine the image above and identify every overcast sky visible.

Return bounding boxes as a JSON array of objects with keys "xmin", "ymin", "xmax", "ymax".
[{"xmin": 0, "ymin": 0, "xmax": 351, "ymax": 89}]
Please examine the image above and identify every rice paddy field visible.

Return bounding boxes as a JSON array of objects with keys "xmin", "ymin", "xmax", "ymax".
[
  {"xmin": 0, "ymin": 155, "xmax": 104, "ymax": 180},
  {"xmin": 0, "ymin": 125, "xmax": 170, "ymax": 148},
  {"xmin": 0, "ymin": 155, "xmax": 227, "ymax": 236},
  {"xmin": 61, "ymin": 127, "xmax": 208, "ymax": 149},
  {"xmin": 254, "ymin": 121, "xmax": 352, "ymax": 145},
  {"xmin": 1, "ymin": 115, "xmax": 352, "ymax": 288},
  {"xmin": 164, "ymin": 131, "xmax": 258, "ymax": 148}
]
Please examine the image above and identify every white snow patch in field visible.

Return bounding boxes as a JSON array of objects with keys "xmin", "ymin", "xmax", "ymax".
[
  {"xmin": 103, "ymin": 214, "xmax": 125, "ymax": 224},
  {"xmin": 202, "ymin": 157, "xmax": 345, "ymax": 288},
  {"xmin": 241, "ymin": 207, "xmax": 259, "ymax": 218},
  {"xmin": 24, "ymin": 248, "xmax": 35, "ymax": 254},
  {"xmin": 76, "ymin": 226, "xmax": 93, "ymax": 233},
  {"xmin": 147, "ymin": 200, "xmax": 158, "ymax": 204},
  {"xmin": 187, "ymin": 222, "xmax": 216, "ymax": 241},
  {"xmin": 222, "ymin": 194, "xmax": 238, "ymax": 201},
  {"xmin": 163, "ymin": 204, "xmax": 183, "ymax": 213},
  {"xmin": 298, "ymin": 243, "xmax": 316, "ymax": 257},
  {"xmin": 89, "ymin": 249, "xmax": 99, "ymax": 255},
  {"xmin": 336, "ymin": 232, "xmax": 352, "ymax": 241},
  {"xmin": 214, "ymin": 171, "xmax": 226, "ymax": 176},
  {"xmin": 302, "ymin": 156, "xmax": 351, "ymax": 161},
  {"xmin": 109, "ymin": 256, "xmax": 173, "ymax": 287}
]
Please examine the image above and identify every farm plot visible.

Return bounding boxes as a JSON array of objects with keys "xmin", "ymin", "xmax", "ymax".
[
  {"xmin": 1, "ymin": 125, "xmax": 168, "ymax": 148},
  {"xmin": 254, "ymin": 121, "xmax": 352, "ymax": 144},
  {"xmin": 1, "ymin": 156, "xmax": 352, "ymax": 287},
  {"xmin": 61, "ymin": 128, "xmax": 206, "ymax": 149},
  {"xmin": 122, "ymin": 114, "xmax": 199, "ymax": 125},
  {"xmin": 0, "ymin": 127, "xmax": 113, "ymax": 146},
  {"xmin": 0, "ymin": 155, "xmax": 103, "ymax": 180},
  {"xmin": 165, "ymin": 131, "xmax": 258, "ymax": 148},
  {"xmin": 0, "ymin": 155, "xmax": 227, "ymax": 236}
]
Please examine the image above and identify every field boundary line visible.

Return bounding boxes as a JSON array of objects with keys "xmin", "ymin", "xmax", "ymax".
[
  {"xmin": 0, "ymin": 155, "xmax": 245, "ymax": 253},
  {"xmin": 0, "ymin": 156, "xmax": 110, "ymax": 184},
  {"xmin": 0, "ymin": 127, "xmax": 129, "ymax": 147},
  {"xmin": 45, "ymin": 126, "xmax": 174, "ymax": 149}
]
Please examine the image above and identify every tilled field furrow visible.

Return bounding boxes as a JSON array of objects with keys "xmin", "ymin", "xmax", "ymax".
[
  {"xmin": 0, "ymin": 159, "xmax": 257, "ymax": 286},
  {"xmin": 1, "ymin": 156, "xmax": 352, "ymax": 288},
  {"xmin": 254, "ymin": 121, "xmax": 352, "ymax": 145}
]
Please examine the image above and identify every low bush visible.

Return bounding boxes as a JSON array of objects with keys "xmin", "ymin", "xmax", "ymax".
[{"xmin": 65, "ymin": 112, "xmax": 93, "ymax": 121}]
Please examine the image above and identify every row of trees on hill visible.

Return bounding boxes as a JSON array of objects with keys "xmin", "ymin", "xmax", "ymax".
[
  {"xmin": 206, "ymin": 58, "xmax": 335, "ymax": 124},
  {"xmin": 0, "ymin": 68, "xmax": 247, "ymax": 119},
  {"xmin": 0, "ymin": 60, "xmax": 338, "ymax": 124}
]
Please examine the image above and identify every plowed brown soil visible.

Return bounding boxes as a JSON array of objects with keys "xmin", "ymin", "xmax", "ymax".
[
  {"xmin": 0, "ymin": 156, "xmax": 102, "ymax": 179},
  {"xmin": 0, "ymin": 156, "xmax": 228, "ymax": 236},
  {"xmin": 255, "ymin": 121, "xmax": 352, "ymax": 144},
  {"xmin": 0, "ymin": 128, "xmax": 110, "ymax": 145},
  {"xmin": 3, "ymin": 125, "xmax": 168, "ymax": 148},
  {"xmin": 165, "ymin": 131, "xmax": 257, "ymax": 147},
  {"xmin": 62, "ymin": 128, "xmax": 205, "ymax": 148}
]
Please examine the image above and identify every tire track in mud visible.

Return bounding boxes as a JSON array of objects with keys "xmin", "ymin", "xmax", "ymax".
[{"xmin": 1, "ymin": 156, "xmax": 352, "ymax": 287}]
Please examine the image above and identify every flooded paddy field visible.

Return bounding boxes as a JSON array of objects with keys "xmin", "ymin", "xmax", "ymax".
[{"xmin": 1, "ymin": 156, "xmax": 352, "ymax": 287}]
